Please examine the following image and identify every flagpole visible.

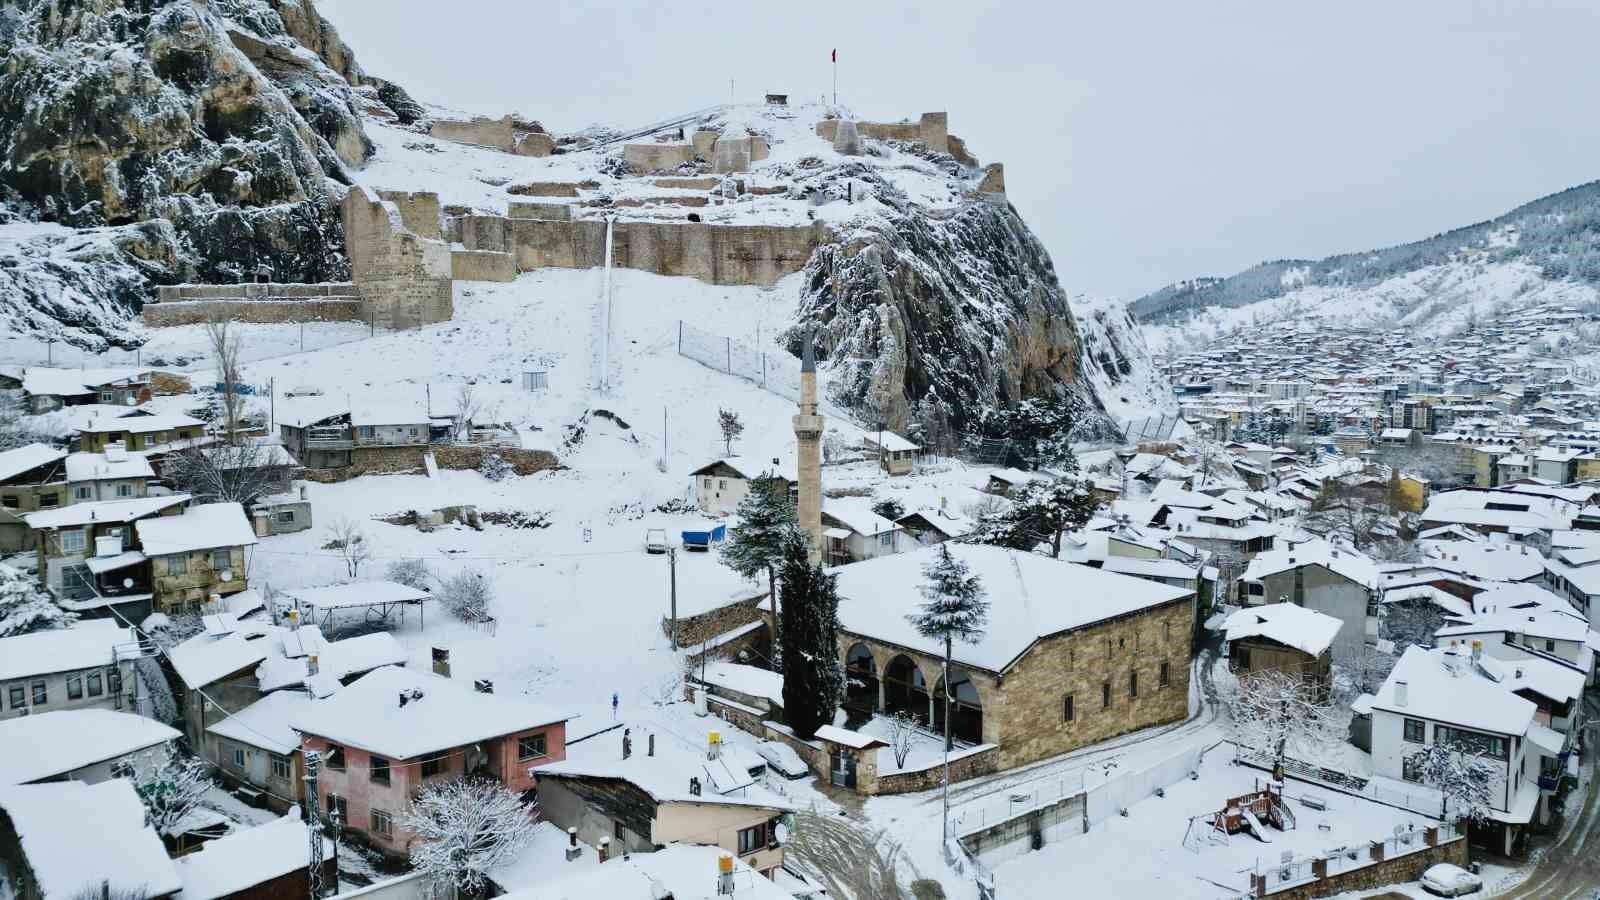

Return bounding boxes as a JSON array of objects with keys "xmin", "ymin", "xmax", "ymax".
[{"xmin": 832, "ymin": 49, "xmax": 837, "ymax": 106}]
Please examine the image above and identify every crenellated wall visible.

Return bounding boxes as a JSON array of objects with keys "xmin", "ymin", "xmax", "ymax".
[
  {"xmin": 341, "ymin": 186, "xmax": 454, "ymax": 328},
  {"xmin": 142, "ymin": 283, "xmax": 362, "ymax": 325}
]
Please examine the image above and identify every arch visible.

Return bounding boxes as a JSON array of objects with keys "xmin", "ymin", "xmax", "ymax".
[
  {"xmin": 844, "ymin": 643, "xmax": 880, "ymax": 714},
  {"xmin": 883, "ymin": 654, "xmax": 931, "ymax": 725},
  {"xmin": 934, "ymin": 667, "xmax": 984, "ymax": 746}
]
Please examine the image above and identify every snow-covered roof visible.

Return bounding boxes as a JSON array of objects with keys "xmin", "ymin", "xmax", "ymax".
[
  {"xmin": 291, "ymin": 666, "xmax": 569, "ymax": 759},
  {"xmin": 832, "ymin": 545, "xmax": 1193, "ymax": 673},
  {"xmin": 1436, "ymin": 608, "xmax": 1590, "ymax": 645},
  {"xmin": 0, "ymin": 619, "xmax": 131, "ymax": 681},
  {"xmin": 23, "ymin": 493, "xmax": 189, "ymax": 529},
  {"xmin": 255, "ymin": 632, "xmax": 407, "ymax": 692},
  {"xmin": 78, "ymin": 409, "xmax": 205, "ymax": 434},
  {"xmin": 1241, "ymin": 538, "xmax": 1377, "ymax": 588},
  {"xmin": 1417, "ymin": 539, "xmax": 1544, "ymax": 582},
  {"xmin": 0, "ymin": 779, "xmax": 181, "ymax": 899},
  {"xmin": 813, "ymin": 724, "xmax": 887, "ymax": 749},
  {"xmin": 64, "ymin": 449, "xmax": 155, "ymax": 483},
  {"xmin": 21, "ymin": 366, "xmax": 143, "ymax": 398},
  {"xmin": 205, "ymin": 689, "xmax": 310, "ymax": 755},
  {"xmin": 822, "ymin": 496, "xmax": 900, "ymax": 537},
  {"xmin": 1469, "ymin": 581, "xmax": 1576, "ymax": 616},
  {"xmin": 168, "ymin": 623, "xmax": 316, "ymax": 690},
  {"xmin": 1369, "ymin": 645, "xmax": 1536, "ymax": 737},
  {"xmin": 1099, "ymin": 555, "xmax": 1197, "ymax": 582},
  {"xmin": 506, "ymin": 843, "xmax": 792, "ymax": 900},
  {"xmin": 688, "ymin": 454, "xmax": 795, "ymax": 481},
  {"xmin": 350, "ymin": 393, "xmax": 430, "ymax": 427},
  {"xmin": 1222, "ymin": 603, "xmax": 1342, "ymax": 657},
  {"xmin": 1421, "ymin": 489, "xmax": 1573, "ymax": 532},
  {"xmin": 0, "ymin": 710, "xmax": 180, "ymax": 785},
  {"xmin": 864, "ymin": 431, "xmax": 919, "ymax": 452},
  {"xmin": 0, "ymin": 443, "xmax": 65, "ymax": 483},
  {"xmin": 282, "ymin": 580, "xmax": 431, "ymax": 610},
  {"xmin": 135, "ymin": 502, "xmax": 257, "ymax": 556},
  {"xmin": 175, "ymin": 815, "xmax": 322, "ymax": 900},
  {"xmin": 896, "ymin": 507, "xmax": 974, "ymax": 539},
  {"xmin": 697, "ymin": 661, "xmax": 783, "ymax": 707}
]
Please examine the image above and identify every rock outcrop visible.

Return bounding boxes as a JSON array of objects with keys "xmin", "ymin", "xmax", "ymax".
[{"xmin": 0, "ymin": 0, "xmax": 404, "ymax": 346}]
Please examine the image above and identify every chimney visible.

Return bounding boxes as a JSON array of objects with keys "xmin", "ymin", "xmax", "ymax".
[
  {"xmin": 1394, "ymin": 681, "xmax": 1408, "ymax": 707},
  {"xmin": 307, "ymin": 655, "xmax": 319, "ymax": 676},
  {"xmin": 717, "ymin": 853, "xmax": 735, "ymax": 895},
  {"xmin": 648, "ymin": 732, "xmax": 655, "ymax": 757},
  {"xmin": 1471, "ymin": 640, "xmax": 1483, "ymax": 662},
  {"xmin": 564, "ymin": 827, "xmax": 582, "ymax": 862},
  {"xmin": 689, "ymin": 776, "xmax": 702, "ymax": 796},
  {"xmin": 474, "ymin": 679, "xmax": 493, "ymax": 694},
  {"xmin": 598, "ymin": 837, "xmax": 610, "ymax": 863},
  {"xmin": 432, "ymin": 647, "xmax": 450, "ymax": 678},
  {"xmin": 399, "ymin": 692, "xmax": 409, "ymax": 708},
  {"xmin": 286, "ymin": 609, "xmax": 300, "ymax": 631},
  {"xmin": 707, "ymin": 731, "xmax": 721, "ymax": 760}
]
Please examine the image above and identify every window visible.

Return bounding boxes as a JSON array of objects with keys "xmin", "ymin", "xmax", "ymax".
[
  {"xmin": 1403, "ymin": 718, "xmax": 1426, "ymax": 743},
  {"xmin": 359, "ymin": 426, "xmax": 376, "ymax": 439},
  {"xmin": 326, "ymin": 746, "xmax": 345, "ymax": 770},
  {"xmin": 614, "ymin": 820, "xmax": 627, "ymax": 841},
  {"xmin": 58, "ymin": 530, "xmax": 84, "ymax": 553},
  {"xmin": 718, "ymin": 479, "xmax": 727, "ymax": 490},
  {"xmin": 1159, "ymin": 662, "xmax": 1171, "ymax": 688},
  {"xmin": 519, "ymin": 734, "xmax": 547, "ymax": 760},
  {"xmin": 421, "ymin": 756, "xmax": 443, "ymax": 778},
  {"xmin": 32, "ymin": 681, "xmax": 46, "ymax": 705},
  {"xmin": 270, "ymin": 754, "xmax": 291, "ymax": 781},
  {"xmin": 276, "ymin": 510, "xmax": 296, "ymax": 524},
  {"xmin": 737, "ymin": 822, "xmax": 769, "ymax": 855},
  {"xmin": 168, "ymin": 555, "xmax": 188, "ymax": 575},
  {"xmin": 1063, "ymin": 694, "xmax": 1075, "ymax": 722},
  {"xmin": 407, "ymin": 427, "xmax": 418, "ymax": 438},
  {"xmin": 702, "ymin": 478, "xmax": 712, "ymax": 489},
  {"xmin": 99, "ymin": 391, "xmax": 114, "ymax": 403},
  {"xmin": 232, "ymin": 747, "xmax": 246, "ymax": 768},
  {"xmin": 877, "ymin": 532, "xmax": 893, "ymax": 547},
  {"xmin": 38, "ymin": 493, "xmax": 59, "ymax": 509},
  {"xmin": 326, "ymin": 793, "xmax": 347, "ymax": 823},
  {"xmin": 1402, "ymin": 754, "xmax": 1425, "ymax": 784},
  {"xmin": 115, "ymin": 483, "xmax": 133, "ymax": 498},
  {"xmin": 370, "ymin": 809, "xmax": 392, "ymax": 838},
  {"xmin": 1129, "ymin": 670, "xmax": 1138, "ymax": 699},
  {"xmin": 66, "ymin": 675, "xmax": 82, "ymax": 700},
  {"xmin": 1436, "ymin": 725, "xmax": 1509, "ymax": 760},
  {"xmin": 1101, "ymin": 681, "xmax": 1111, "ymax": 709},
  {"xmin": 73, "ymin": 485, "xmax": 93, "ymax": 501},
  {"xmin": 211, "ymin": 549, "xmax": 231, "ymax": 570},
  {"xmin": 1, "ymin": 495, "xmax": 16, "ymax": 509},
  {"xmin": 1546, "ymin": 639, "xmax": 1556, "ymax": 653},
  {"xmin": 7, "ymin": 685, "xmax": 22, "ymax": 708},
  {"xmin": 370, "ymin": 756, "xmax": 391, "ymax": 784}
]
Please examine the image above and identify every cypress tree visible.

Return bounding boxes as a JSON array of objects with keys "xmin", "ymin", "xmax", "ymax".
[{"xmin": 778, "ymin": 532, "xmax": 843, "ymax": 739}]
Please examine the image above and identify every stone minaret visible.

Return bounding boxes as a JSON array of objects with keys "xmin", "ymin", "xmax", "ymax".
[{"xmin": 794, "ymin": 330, "xmax": 825, "ymax": 564}]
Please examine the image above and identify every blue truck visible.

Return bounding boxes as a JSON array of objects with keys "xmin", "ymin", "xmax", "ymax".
[{"xmin": 681, "ymin": 523, "xmax": 727, "ymax": 551}]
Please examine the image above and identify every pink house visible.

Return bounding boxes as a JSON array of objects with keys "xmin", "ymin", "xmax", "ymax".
[{"xmin": 292, "ymin": 666, "xmax": 568, "ymax": 858}]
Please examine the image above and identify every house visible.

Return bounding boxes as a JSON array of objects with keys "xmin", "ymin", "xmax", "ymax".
[
  {"xmin": 1533, "ymin": 446, "xmax": 1583, "ymax": 483},
  {"xmin": 819, "ymin": 497, "xmax": 904, "ymax": 566},
  {"xmin": 64, "ymin": 444, "xmax": 153, "ymax": 502},
  {"xmin": 1433, "ymin": 606, "xmax": 1594, "ymax": 692},
  {"xmin": 1331, "ymin": 426, "xmax": 1370, "ymax": 454},
  {"xmin": 984, "ymin": 468, "xmax": 1042, "ymax": 497},
  {"xmin": 77, "ymin": 408, "xmax": 207, "ymax": 453},
  {"xmin": 23, "ymin": 493, "xmax": 190, "ymax": 614},
  {"xmin": 833, "ymin": 544, "xmax": 1195, "ymax": 770},
  {"xmin": 863, "ymin": 431, "xmax": 918, "ymax": 475},
  {"xmin": 20, "ymin": 367, "xmax": 151, "ymax": 413},
  {"xmin": 895, "ymin": 507, "xmax": 973, "ymax": 545},
  {"xmin": 204, "ymin": 689, "xmax": 313, "ymax": 813},
  {"xmin": 688, "ymin": 458, "xmax": 793, "ymax": 517},
  {"xmin": 1420, "ymin": 488, "xmax": 1574, "ymax": 537},
  {"xmin": 135, "ymin": 502, "xmax": 258, "ymax": 611},
  {"xmin": 536, "ymin": 722, "xmax": 793, "ymax": 879},
  {"xmin": 277, "ymin": 396, "xmax": 354, "ymax": 470},
  {"xmin": 0, "ymin": 444, "xmax": 68, "ymax": 553},
  {"xmin": 1377, "ymin": 427, "xmax": 1421, "ymax": 448},
  {"xmin": 1221, "ymin": 603, "xmax": 1340, "ymax": 698},
  {"xmin": 173, "ymin": 815, "xmax": 334, "ymax": 900},
  {"xmin": 0, "ymin": 709, "xmax": 179, "ymax": 785},
  {"xmin": 292, "ymin": 666, "xmax": 569, "ymax": 858},
  {"xmin": 494, "ymin": 843, "xmax": 796, "ymax": 900},
  {"xmin": 0, "ymin": 779, "xmax": 182, "ymax": 900},
  {"xmin": 1364, "ymin": 645, "xmax": 1552, "ymax": 855},
  {"xmin": 0, "ymin": 619, "xmax": 140, "ymax": 720},
  {"xmin": 1239, "ymin": 538, "xmax": 1375, "ymax": 659}
]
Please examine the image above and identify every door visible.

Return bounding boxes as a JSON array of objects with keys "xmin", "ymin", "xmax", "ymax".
[{"xmin": 830, "ymin": 749, "xmax": 856, "ymax": 788}]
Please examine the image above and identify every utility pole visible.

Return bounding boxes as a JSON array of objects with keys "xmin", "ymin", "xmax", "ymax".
[
  {"xmin": 44, "ymin": 337, "xmax": 54, "ymax": 365},
  {"xmin": 304, "ymin": 749, "xmax": 325, "ymax": 899},
  {"xmin": 668, "ymin": 546, "xmax": 679, "ymax": 650}
]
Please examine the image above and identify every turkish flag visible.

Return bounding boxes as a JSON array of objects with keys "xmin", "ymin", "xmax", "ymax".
[{"xmin": 832, "ymin": 49, "xmax": 837, "ymax": 63}]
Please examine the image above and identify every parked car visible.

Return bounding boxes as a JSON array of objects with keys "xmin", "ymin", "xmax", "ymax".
[
  {"xmin": 644, "ymin": 528, "xmax": 669, "ymax": 554},
  {"xmin": 1420, "ymin": 863, "xmax": 1482, "ymax": 897}
]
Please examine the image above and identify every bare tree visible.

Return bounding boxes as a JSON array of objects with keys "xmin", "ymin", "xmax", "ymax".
[
  {"xmin": 1223, "ymin": 668, "xmax": 1344, "ymax": 778},
  {"xmin": 887, "ymin": 710, "xmax": 917, "ymax": 769},
  {"xmin": 164, "ymin": 441, "xmax": 288, "ymax": 507},
  {"xmin": 205, "ymin": 316, "xmax": 244, "ymax": 443},
  {"xmin": 129, "ymin": 744, "xmax": 213, "ymax": 835},
  {"xmin": 1405, "ymin": 742, "xmax": 1501, "ymax": 823},
  {"xmin": 323, "ymin": 517, "xmax": 372, "ymax": 579},
  {"xmin": 454, "ymin": 384, "xmax": 483, "ymax": 442},
  {"xmin": 401, "ymin": 778, "xmax": 538, "ymax": 897},
  {"xmin": 439, "ymin": 567, "xmax": 494, "ymax": 622}
]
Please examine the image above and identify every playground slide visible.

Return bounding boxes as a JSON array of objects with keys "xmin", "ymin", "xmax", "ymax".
[
  {"xmin": 423, "ymin": 451, "xmax": 439, "ymax": 478},
  {"xmin": 1240, "ymin": 809, "xmax": 1273, "ymax": 843}
]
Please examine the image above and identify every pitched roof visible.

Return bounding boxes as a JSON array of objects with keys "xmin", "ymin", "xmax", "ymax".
[
  {"xmin": 291, "ymin": 666, "xmax": 569, "ymax": 759},
  {"xmin": 205, "ymin": 689, "xmax": 310, "ymax": 755},
  {"xmin": 174, "ymin": 815, "xmax": 320, "ymax": 900},
  {"xmin": 0, "ymin": 443, "xmax": 65, "ymax": 483},
  {"xmin": 1241, "ymin": 538, "xmax": 1377, "ymax": 589},
  {"xmin": 0, "ymin": 710, "xmax": 180, "ymax": 785},
  {"xmin": 832, "ymin": 545, "xmax": 1193, "ymax": 673},
  {"xmin": 64, "ymin": 449, "xmax": 155, "ymax": 483},
  {"xmin": 1369, "ymin": 646, "xmax": 1536, "ymax": 737},
  {"xmin": 1222, "ymin": 603, "xmax": 1341, "ymax": 657},
  {"xmin": 0, "ymin": 779, "xmax": 181, "ymax": 899},
  {"xmin": 23, "ymin": 493, "xmax": 189, "ymax": 529},
  {"xmin": 0, "ymin": 619, "xmax": 131, "ymax": 681},
  {"xmin": 135, "ymin": 502, "xmax": 257, "ymax": 556}
]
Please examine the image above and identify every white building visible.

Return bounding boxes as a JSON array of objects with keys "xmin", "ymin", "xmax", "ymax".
[{"xmin": 0, "ymin": 619, "xmax": 140, "ymax": 720}]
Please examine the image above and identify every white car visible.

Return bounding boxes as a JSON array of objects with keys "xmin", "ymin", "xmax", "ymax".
[
  {"xmin": 644, "ymin": 528, "xmax": 669, "ymax": 554},
  {"xmin": 1420, "ymin": 863, "xmax": 1481, "ymax": 897}
]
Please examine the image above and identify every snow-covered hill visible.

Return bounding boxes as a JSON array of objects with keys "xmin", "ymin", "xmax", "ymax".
[
  {"xmin": 1071, "ymin": 294, "xmax": 1177, "ymax": 428},
  {"xmin": 1132, "ymin": 180, "xmax": 1600, "ymax": 354}
]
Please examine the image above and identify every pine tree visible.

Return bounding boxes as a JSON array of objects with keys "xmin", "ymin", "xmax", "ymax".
[
  {"xmin": 1012, "ymin": 474, "xmax": 1101, "ymax": 559},
  {"xmin": 778, "ymin": 532, "xmax": 843, "ymax": 739},
  {"xmin": 717, "ymin": 408, "xmax": 744, "ymax": 456},
  {"xmin": 908, "ymin": 545, "xmax": 988, "ymax": 751},
  {"xmin": 0, "ymin": 564, "xmax": 75, "ymax": 637},
  {"xmin": 720, "ymin": 474, "xmax": 798, "ymax": 669}
]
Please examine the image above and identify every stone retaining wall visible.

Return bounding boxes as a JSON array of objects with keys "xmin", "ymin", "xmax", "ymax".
[
  {"xmin": 877, "ymin": 745, "xmax": 1001, "ymax": 795},
  {"xmin": 508, "ymin": 218, "xmax": 825, "ymax": 287},
  {"xmin": 451, "ymin": 249, "xmax": 516, "ymax": 282},
  {"xmin": 143, "ymin": 298, "xmax": 364, "ymax": 326},
  {"xmin": 300, "ymin": 445, "xmax": 557, "ymax": 482},
  {"xmin": 1254, "ymin": 837, "xmax": 1467, "ymax": 899},
  {"xmin": 672, "ymin": 595, "xmax": 766, "ymax": 648},
  {"xmin": 817, "ymin": 112, "xmax": 949, "ymax": 154},
  {"xmin": 623, "ymin": 142, "xmax": 696, "ymax": 173},
  {"xmin": 429, "ymin": 116, "xmax": 552, "ymax": 157}
]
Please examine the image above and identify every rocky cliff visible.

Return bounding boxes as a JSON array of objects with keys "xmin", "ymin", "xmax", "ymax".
[{"xmin": 0, "ymin": 0, "xmax": 406, "ymax": 347}]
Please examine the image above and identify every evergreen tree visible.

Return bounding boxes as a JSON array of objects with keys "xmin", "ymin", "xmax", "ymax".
[
  {"xmin": 720, "ymin": 474, "xmax": 798, "ymax": 668},
  {"xmin": 870, "ymin": 497, "xmax": 904, "ymax": 522},
  {"xmin": 0, "ymin": 564, "xmax": 75, "ymax": 637},
  {"xmin": 908, "ymin": 545, "xmax": 988, "ymax": 751},
  {"xmin": 777, "ymin": 532, "xmax": 843, "ymax": 739}
]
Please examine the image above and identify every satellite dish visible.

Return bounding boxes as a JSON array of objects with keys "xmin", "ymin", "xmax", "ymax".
[
  {"xmin": 122, "ymin": 578, "xmax": 134, "ymax": 589},
  {"xmin": 774, "ymin": 823, "xmax": 789, "ymax": 845},
  {"xmin": 220, "ymin": 569, "xmax": 234, "ymax": 582}
]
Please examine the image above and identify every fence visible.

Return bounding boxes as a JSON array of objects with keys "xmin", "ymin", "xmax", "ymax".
[
  {"xmin": 1234, "ymin": 747, "xmax": 1450, "ymax": 819},
  {"xmin": 1120, "ymin": 413, "xmax": 1181, "ymax": 442},
  {"xmin": 677, "ymin": 319, "xmax": 803, "ymax": 404},
  {"xmin": 1253, "ymin": 819, "xmax": 1464, "ymax": 895}
]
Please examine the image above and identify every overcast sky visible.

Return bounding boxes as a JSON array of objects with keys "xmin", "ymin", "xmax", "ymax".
[{"xmin": 319, "ymin": 0, "xmax": 1600, "ymax": 300}]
